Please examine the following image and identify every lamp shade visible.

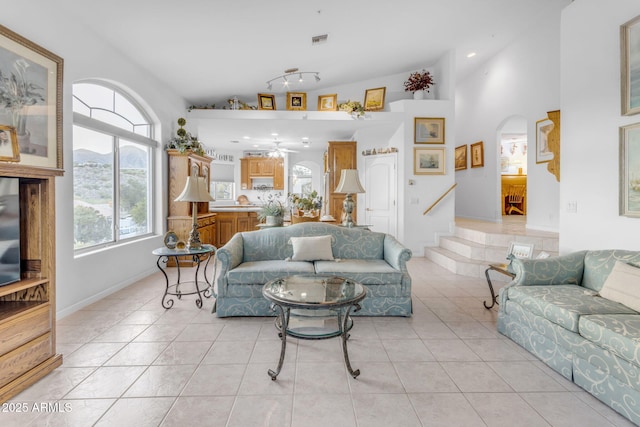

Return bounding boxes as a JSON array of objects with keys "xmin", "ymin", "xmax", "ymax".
[
  {"xmin": 175, "ymin": 176, "xmax": 214, "ymax": 202},
  {"xmin": 334, "ymin": 169, "xmax": 365, "ymax": 194}
]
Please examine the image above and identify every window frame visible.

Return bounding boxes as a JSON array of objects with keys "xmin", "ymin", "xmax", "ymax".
[{"xmin": 72, "ymin": 82, "xmax": 157, "ymax": 254}]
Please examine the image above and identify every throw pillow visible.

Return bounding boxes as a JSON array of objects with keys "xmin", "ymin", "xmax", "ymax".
[
  {"xmin": 599, "ymin": 261, "xmax": 640, "ymax": 312},
  {"xmin": 290, "ymin": 235, "xmax": 334, "ymax": 261}
]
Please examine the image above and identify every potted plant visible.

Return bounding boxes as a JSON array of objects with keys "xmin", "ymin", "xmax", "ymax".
[
  {"xmin": 165, "ymin": 117, "xmax": 205, "ymax": 156},
  {"xmin": 258, "ymin": 192, "xmax": 284, "ymax": 226},
  {"xmin": 404, "ymin": 69, "xmax": 435, "ymax": 99},
  {"xmin": 289, "ymin": 191, "xmax": 322, "ymax": 215}
]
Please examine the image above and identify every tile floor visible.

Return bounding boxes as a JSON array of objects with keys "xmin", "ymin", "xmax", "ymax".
[{"xmin": 4, "ymin": 256, "xmax": 636, "ymax": 426}]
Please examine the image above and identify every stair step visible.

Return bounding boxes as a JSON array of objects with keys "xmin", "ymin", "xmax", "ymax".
[
  {"xmin": 426, "ymin": 219, "xmax": 559, "ymax": 280},
  {"xmin": 425, "ymin": 247, "xmax": 510, "ymax": 280}
]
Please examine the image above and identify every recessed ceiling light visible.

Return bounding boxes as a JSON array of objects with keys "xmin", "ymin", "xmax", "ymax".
[
  {"xmin": 466, "ymin": 52, "xmax": 477, "ymax": 58},
  {"xmin": 271, "ymin": 133, "xmax": 278, "ymax": 137},
  {"xmin": 230, "ymin": 140, "xmax": 239, "ymax": 144},
  {"xmin": 243, "ymin": 136, "xmax": 250, "ymax": 139}
]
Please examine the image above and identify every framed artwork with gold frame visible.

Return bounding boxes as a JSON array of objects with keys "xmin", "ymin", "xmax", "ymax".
[
  {"xmin": 414, "ymin": 147, "xmax": 445, "ymax": 175},
  {"xmin": 414, "ymin": 117, "xmax": 445, "ymax": 144},
  {"xmin": 317, "ymin": 94, "xmax": 337, "ymax": 111},
  {"xmin": 0, "ymin": 24, "xmax": 63, "ymax": 170},
  {"xmin": 257, "ymin": 93, "xmax": 276, "ymax": 110},
  {"xmin": 470, "ymin": 141, "xmax": 484, "ymax": 168},
  {"xmin": 286, "ymin": 92, "xmax": 307, "ymax": 111},
  {"xmin": 455, "ymin": 145, "xmax": 467, "ymax": 171},
  {"xmin": 620, "ymin": 122, "xmax": 640, "ymax": 217},
  {"xmin": 0, "ymin": 125, "xmax": 20, "ymax": 162},
  {"xmin": 364, "ymin": 87, "xmax": 386, "ymax": 111},
  {"xmin": 621, "ymin": 14, "xmax": 640, "ymax": 116}
]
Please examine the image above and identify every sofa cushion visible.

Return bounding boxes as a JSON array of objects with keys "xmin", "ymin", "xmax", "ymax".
[
  {"xmin": 290, "ymin": 235, "xmax": 334, "ymax": 261},
  {"xmin": 314, "ymin": 259, "xmax": 402, "ymax": 285},
  {"xmin": 580, "ymin": 314, "xmax": 640, "ymax": 368},
  {"xmin": 599, "ymin": 261, "xmax": 640, "ymax": 312},
  {"xmin": 227, "ymin": 260, "xmax": 315, "ymax": 284},
  {"xmin": 582, "ymin": 250, "xmax": 640, "ymax": 292},
  {"xmin": 507, "ymin": 285, "xmax": 636, "ymax": 332}
]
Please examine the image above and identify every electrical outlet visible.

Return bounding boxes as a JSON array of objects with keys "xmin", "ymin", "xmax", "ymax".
[{"xmin": 567, "ymin": 201, "xmax": 577, "ymax": 213}]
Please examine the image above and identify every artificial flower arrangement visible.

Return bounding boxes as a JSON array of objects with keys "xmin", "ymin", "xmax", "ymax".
[
  {"xmin": 403, "ymin": 69, "xmax": 435, "ymax": 93},
  {"xmin": 338, "ymin": 100, "xmax": 365, "ymax": 117},
  {"xmin": 165, "ymin": 117, "xmax": 205, "ymax": 156}
]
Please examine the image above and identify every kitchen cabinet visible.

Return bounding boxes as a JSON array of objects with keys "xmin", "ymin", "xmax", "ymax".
[
  {"xmin": 240, "ymin": 157, "xmax": 284, "ymax": 190},
  {"xmin": 214, "ymin": 211, "xmax": 259, "ymax": 247},
  {"xmin": 326, "ymin": 141, "xmax": 357, "ymax": 222}
]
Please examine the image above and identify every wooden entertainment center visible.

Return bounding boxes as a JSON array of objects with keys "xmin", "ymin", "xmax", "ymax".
[{"xmin": 0, "ymin": 165, "xmax": 63, "ymax": 402}]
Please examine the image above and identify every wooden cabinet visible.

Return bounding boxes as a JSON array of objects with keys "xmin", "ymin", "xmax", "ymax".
[
  {"xmin": 240, "ymin": 158, "xmax": 249, "ymax": 190},
  {"xmin": 167, "ymin": 150, "xmax": 215, "ymax": 266},
  {"xmin": 273, "ymin": 158, "xmax": 284, "ymax": 190},
  {"xmin": 214, "ymin": 211, "xmax": 259, "ymax": 247},
  {"xmin": 326, "ymin": 141, "xmax": 357, "ymax": 222},
  {"xmin": 0, "ymin": 166, "xmax": 63, "ymax": 403},
  {"xmin": 240, "ymin": 157, "xmax": 284, "ymax": 190}
]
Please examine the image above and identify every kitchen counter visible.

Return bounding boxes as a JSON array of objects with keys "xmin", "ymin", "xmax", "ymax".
[{"xmin": 210, "ymin": 206, "xmax": 261, "ymax": 212}]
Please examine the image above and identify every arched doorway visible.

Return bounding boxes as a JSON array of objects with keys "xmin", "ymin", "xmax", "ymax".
[{"xmin": 497, "ymin": 116, "xmax": 527, "ymax": 219}]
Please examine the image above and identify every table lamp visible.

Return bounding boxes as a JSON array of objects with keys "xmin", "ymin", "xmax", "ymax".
[
  {"xmin": 175, "ymin": 176, "xmax": 214, "ymax": 249},
  {"xmin": 334, "ymin": 169, "xmax": 365, "ymax": 227}
]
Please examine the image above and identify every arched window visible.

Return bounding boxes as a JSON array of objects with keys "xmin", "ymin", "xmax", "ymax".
[{"xmin": 72, "ymin": 81, "xmax": 156, "ymax": 251}]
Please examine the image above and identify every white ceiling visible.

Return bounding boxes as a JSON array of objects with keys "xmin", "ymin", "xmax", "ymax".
[{"xmin": 59, "ymin": 0, "xmax": 571, "ymax": 151}]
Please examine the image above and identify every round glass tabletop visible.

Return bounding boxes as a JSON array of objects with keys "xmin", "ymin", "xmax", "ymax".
[{"xmin": 262, "ymin": 275, "xmax": 365, "ymax": 309}]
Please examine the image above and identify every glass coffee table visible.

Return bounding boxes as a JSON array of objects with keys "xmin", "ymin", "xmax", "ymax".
[{"xmin": 262, "ymin": 275, "xmax": 366, "ymax": 380}]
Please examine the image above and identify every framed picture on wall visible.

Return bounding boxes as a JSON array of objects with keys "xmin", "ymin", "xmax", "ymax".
[
  {"xmin": 619, "ymin": 122, "xmax": 640, "ymax": 217},
  {"xmin": 414, "ymin": 147, "xmax": 445, "ymax": 175},
  {"xmin": 364, "ymin": 87, "xmax": 386, "ymax": 111},
  {"xmin": 455, "ymin": 145, "xmax": 467, "ymax": 171},
  {"xmin": 470, "ymin": 141, "xmax": 484, "ymax": 168},
  {"xmin": 257, "ymin": 93, "xmax": 276, "ymax": 110},
  {"xmin": 317, "ymin": 94, "xmax": 337, "ymax": 111},
  {"xmin": 414, "ymin": 117, "xmax": 445, "ymax": 144},
  {"xmin": 536, "ymin": 118, "xmax": 555, "ymax": 163},
  {"xmin": 0, "ymin": 24, "xmax": 63, "ymax": 170},
  {"xmin": 621, "ymin": 14, "xmax": 640, "ymax": 116},
  {"xmin": 286, "ymin": 92, "xmax": 306, "ymax": 111}
]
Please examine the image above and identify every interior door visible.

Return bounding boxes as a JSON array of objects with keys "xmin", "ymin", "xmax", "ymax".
[{"xmin": 364, "ymin": 154, "xmax": 397, "ymax": 236}]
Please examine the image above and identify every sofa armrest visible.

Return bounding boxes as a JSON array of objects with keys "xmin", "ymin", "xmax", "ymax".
[
  {"xmin": 215, "ymin": 233, "xmax": 245, "ymax": 295},
  {"xmin": 510, "ymin": 250, "xmax": 587, "ymax": 286},
  {"xmin": 383, "ymin": 234, "xmax": 412, "ymax": 272}
]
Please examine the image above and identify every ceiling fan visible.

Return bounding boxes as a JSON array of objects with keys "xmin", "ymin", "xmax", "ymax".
[{"xmin": 267, "ymin": 140, "xmax": 298, "ymax": 157}]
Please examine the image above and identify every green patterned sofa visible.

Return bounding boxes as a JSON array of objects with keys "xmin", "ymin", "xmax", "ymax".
[
  {"xmin": 498, "ymin": 250, "xmax": 640, "ymax": 425},
  {"xmin": 214, "ymin": 222, "xmax": 412, "ymax": 317}
]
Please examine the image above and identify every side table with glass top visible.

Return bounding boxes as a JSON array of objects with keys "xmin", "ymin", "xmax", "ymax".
[
  {"xmin": 484, "ymin": 262, "xmax": 515, "ymax": 309},
  {"xmin": 152, "ymin": 244, "xmax": 216, "ymax": 309},
  {"xmin": 262, "ymin": 275, "xmax": 366, "ymax": 380}
]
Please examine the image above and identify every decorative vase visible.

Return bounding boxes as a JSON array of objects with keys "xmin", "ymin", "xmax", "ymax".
[{"xmin": 413, "ymin": 91, "xmax": 425, "ymax": 100}]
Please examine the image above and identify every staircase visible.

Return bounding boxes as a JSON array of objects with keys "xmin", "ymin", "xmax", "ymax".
[{"xmin": 425, "ymin": 217, "xmax": 559, "ymax": 279}]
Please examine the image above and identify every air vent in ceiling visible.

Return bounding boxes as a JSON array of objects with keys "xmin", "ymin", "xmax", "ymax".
[{"xmin": 312, "ymin": 34, "xmax": 328, "ymax": 45}]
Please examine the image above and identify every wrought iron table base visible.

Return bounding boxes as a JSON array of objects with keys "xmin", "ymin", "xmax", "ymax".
[
  {"xmin": 484, "ymin": 263, "xmax": 515, "ymax": 309},
  {"xmin": 267, "ymin": 302, "xmax": 361, "ymax": 380},
  {"xmin": 156, "ymin": 253, "xmax": 212, "ymax": 309}
]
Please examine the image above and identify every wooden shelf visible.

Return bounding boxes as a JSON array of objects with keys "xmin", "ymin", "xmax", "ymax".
[{"xmin": 0, "ymin": 279, "xmax": 49, "ymax": 299}]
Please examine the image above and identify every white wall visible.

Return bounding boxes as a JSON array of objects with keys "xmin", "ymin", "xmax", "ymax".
[
  {"xmin": 560, "ymin": 0, "xmax": 640, "ymax": 252},
  {"xmin": 2, "ymin": 3, "xmax": 187, "ymax": 317},
  {"xmin": 454, "ymin": 13, "xmax": 564, "ymax": 231}
]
